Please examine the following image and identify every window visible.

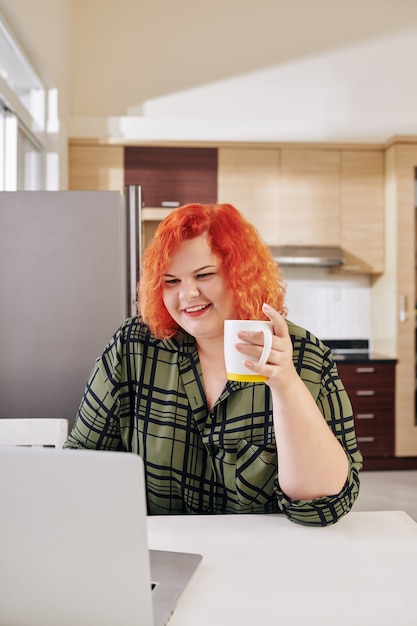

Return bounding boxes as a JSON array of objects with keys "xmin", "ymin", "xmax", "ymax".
[
  {"xmin": 0, "ymin": 99, "xmax": 17, "ymax": 190},
  {"xmin": 17, "ymin": 123, "xmax": 43, "ymax": 190},
  {"xmin": 0, "ymin": 16, "xmax": 46, "ymax": 190}
]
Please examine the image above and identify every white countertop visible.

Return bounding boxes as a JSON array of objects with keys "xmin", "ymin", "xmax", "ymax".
[{"xmin": 147, "ymin": 511, "xmax": 417, "ymax": 626}]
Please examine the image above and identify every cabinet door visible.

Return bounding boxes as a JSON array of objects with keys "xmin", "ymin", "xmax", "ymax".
[
  {"xmin": 381, "ymin": 143, "xmax": 417, "ymax": 457},
  {"xmin": 338, "ymin": 363, "xmax": 395, "ymax": 458},
  {"xmin": 340, "ymin": 151, "xmax": 384, "ymax": 273},
  {"xmin": 279, "ymin": 148, "xmax": 341, "ymax": 245},
  {"xmin": 125, "ymin": 147, "xmax": 217, "ymax": 207},
  {"xmin": 217, "ymin": 148, "xmax": 280, "ymax": 243},
  {"xmin": 69, "ymin": 142, "xmax": 124, "ymax": 193}
]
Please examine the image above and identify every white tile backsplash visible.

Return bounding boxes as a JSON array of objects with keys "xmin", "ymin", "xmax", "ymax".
[{"xmin": 282, "ymin": 266, "xmax": 371, "ymax": 340}]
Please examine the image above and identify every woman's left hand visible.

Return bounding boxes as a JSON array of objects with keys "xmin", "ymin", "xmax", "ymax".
[
  {"xmin": 237, "ymin": 302, "xmax": 349, "ymax": 501},
  {"xmin": 236, "ymin": 302, "xmax": 298, "ymax": 391}
]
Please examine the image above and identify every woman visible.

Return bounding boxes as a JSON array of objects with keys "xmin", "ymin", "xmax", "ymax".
[{"xmin": 65, "ymin": 203, "xmax": 362, "ymax": 526}]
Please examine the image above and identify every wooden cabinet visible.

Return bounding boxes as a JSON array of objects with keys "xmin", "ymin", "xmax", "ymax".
[
  {"xmin": 217, "ymin": 147, "xmax": 280, "ymax": 243},
  {"xmin": 218, "ymin": 146, "xmax": 385, "ymax": 274},
  {"xmin": 377, "ymin": 140, "xmax": 417, "ymax": 458},
  {"xmin": 69, "ymin": 141, "xmax": 124, "ymax": 193},
  {"xmin": 125, "ymin": 147, "xmax": 217, "ymax": 207},
  {"xmin": 276, "ymin": 147, "xmax": 385, "ymax": 266},
  {"xmin": 69, "ymin": 141, "xmax": 385, "ymax": 275},
  {"xmin": 279, "ymin": 148, "xmax": 341, "ymax": 246},
  {"xmin": 124, "ymin": 147, "xmax": 217, "ymax": 250},
  {"xmin": 338, "ymin": 362, "xmax": 395, "ymax": 461},
  {"xmin": 339, "ymin": 151, "xmax": 385, "ymax": 274}
]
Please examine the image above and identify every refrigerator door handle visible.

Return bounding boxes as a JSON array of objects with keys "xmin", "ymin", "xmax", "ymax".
[{"xmin": 125, "ymin": 185, "xmax": 142, "ymax": 317}]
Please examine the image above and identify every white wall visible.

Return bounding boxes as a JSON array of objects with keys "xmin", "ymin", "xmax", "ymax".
[{"xmin": 283, "ymin": 267, "xmax": 371, "ymax": 341}]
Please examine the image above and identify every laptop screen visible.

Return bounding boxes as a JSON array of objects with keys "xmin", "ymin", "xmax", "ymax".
[{"xmin": 0, "ymin": 447, "xmax": 201, "ymax": 626}]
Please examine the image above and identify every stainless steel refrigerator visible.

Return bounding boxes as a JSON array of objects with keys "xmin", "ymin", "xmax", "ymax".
[{"xmin": 0, "ymin": 189, "xmax": 142, "ymax": 428}]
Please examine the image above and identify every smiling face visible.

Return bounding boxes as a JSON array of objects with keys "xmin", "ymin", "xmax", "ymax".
[{"xmin": 161, "ymin": 233, "xmax": 236, "ymax": 343}]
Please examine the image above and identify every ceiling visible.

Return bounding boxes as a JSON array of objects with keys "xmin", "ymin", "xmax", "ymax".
[
  {"xmin": 134, "ymin": 21, "xmax": 417, "ymax": 144},
  {"xmin": 4, "ymin": 0, "xmax": 417, "ymax": 144},
  {"xmin": 117, "ymin": 0, "xmax": 417, "ymax": 144}
]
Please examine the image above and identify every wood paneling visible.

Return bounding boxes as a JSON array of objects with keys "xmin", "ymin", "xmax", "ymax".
[
  {"xmin": 380, "ymin": 142, "xmax": 417, "ymax": 456},
  {"xmin": 393, "ymin": 144, "xmax": 417, "ymax": 455},
  {"xmin": 69, "ymin": 143, "xmax": 124, "ymax": 193},
  {"xmin": 341, "ymin": 151, "xmax": 385, "ymax": 273},
  {"xmin": 217, "ymin": 148, "xmax": 280, "ymax": 242},
  {"xmin": 279, "ymin": 148, "xmax": 341, "ymax": 246}
]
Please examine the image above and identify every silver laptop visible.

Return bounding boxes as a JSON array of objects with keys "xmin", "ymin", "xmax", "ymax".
[{"xmin": 0, "ymin": 446, "xmax": 202, "ymax": 626}]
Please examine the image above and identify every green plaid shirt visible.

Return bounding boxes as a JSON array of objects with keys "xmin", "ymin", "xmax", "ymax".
[{"xmin": 65, "ymin": 316, "xmax": 362, "ymax": 526}]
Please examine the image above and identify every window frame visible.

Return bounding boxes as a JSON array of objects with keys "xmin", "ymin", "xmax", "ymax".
[{"xmin": 0, "ymin": 16, "xmax": 47, "ymax": 190}]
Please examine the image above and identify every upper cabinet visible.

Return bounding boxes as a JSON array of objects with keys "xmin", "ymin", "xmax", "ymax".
[
  {"xmin": 69, "ymin": 141, "xmax": 124, "ymax": 193},
  {"xmin": 340, "ymin": 150, "xmax": 385, "ymax": 274},
  {"xmin": 69, "ymin": 140, "xmax": 385, "ymax": 274},
  {"xmin": 125, "ymin": 147, "xmax": 218, "ymax": 207},
  {"xmin": 218, "ymin": 145, "xmax": 384, "ymax": 273},
  {"xmin": 279, "ymin": 148, "xmax": 341, "ymax": 246},
  {"xmin": 217, "ymin": 147, "xmax": 280, "ymax": 243}
]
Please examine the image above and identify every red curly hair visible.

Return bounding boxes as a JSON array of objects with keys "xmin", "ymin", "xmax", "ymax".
[{"xmin": 138, "ymin": 203, "xmax": 287, "ymax": 339}]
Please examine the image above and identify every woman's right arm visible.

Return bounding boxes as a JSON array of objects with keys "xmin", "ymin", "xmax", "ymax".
[{"xmin": 64, "ymin": 354, "xmax": 124, "ymax": 450}]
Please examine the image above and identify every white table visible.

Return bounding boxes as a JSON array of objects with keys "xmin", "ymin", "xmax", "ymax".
[{"xmin": 147, "ymin": 511, "xmax": 417, "ymax": 626}]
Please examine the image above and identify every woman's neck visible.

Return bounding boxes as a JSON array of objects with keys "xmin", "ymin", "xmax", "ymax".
[
  {"xmin": 196, "ymin": 336, "xmax": 227, "ymax": 410},
  {"xmin": 196, "ymin": 335, "xmax": 224, "ymax": 363}
]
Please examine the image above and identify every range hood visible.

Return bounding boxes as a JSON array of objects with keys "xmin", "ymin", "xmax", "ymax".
[{"xmin": 270, "ymin": 245, "xmax": 345, "ymax": 267}]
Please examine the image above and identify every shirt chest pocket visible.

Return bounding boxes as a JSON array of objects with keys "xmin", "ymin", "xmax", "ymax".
[{"xmin": 235, "ymin": 439, "xmax": 278, "ymax": 507}]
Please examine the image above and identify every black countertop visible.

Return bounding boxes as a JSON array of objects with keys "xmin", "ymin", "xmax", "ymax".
[{"xmin": 331, "ymin": 353, "xmax": 397, "ymax": 364}]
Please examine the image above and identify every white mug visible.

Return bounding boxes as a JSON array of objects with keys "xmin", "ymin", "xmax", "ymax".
[{"xmin": 224, "ymin": 320, "xmax": 273, "ymax": 383}]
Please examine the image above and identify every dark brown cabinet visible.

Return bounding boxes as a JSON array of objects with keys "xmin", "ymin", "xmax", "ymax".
[
  {"xmin": 124, "ymin": 147, "xmax": 218, "ymax": 207},
  {"xmin": 338, "ymin": 362, "xmax": 395, "ymax": 461}
]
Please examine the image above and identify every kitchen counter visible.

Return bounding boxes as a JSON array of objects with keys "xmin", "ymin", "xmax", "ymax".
[
  {"xmin": 332, "ymin": 353, "xmax": 397, "ymax": 364},
  {"xmin": 334, "ymin": 355, "xmax": 396, "ymax": 466},
  {"xmin": 325, "ymin": 340, "xmax": 416, "ymax": 471}
]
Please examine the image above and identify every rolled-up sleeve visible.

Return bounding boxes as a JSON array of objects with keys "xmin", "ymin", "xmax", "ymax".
[{"xmin": 273, "ymin": 329, "xmax": 363, "ymax": 525}]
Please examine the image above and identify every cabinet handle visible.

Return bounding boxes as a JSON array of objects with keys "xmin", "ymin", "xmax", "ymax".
[
  {"xmin": 356, "ymin": 413, "xmax": 376, "ymax": 420},
  {"xmin": 357, "ymin": 436, "xmax": 376, "ymax": 443},
  {"xmin": 355, "ymin": 367, "xmax": 375, "ymax": 374},
  {"xmin": 161, "ymin": 201, "xmax": 180, "ymax": 207},
  {"xmin": 355, "ymin": 390, "xmax": 375, "ymax": 396}
]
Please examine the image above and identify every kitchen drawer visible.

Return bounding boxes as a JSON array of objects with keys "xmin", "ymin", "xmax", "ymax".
[
  {"xmin": 337, "ymin": 363, "xmax": 395, "ymax": 389},
  {"xmin": 348, "ymin": 389, "xmax": 394, "ymax": 412},
  {"xmin": 354, "ymin": 408, "xmax": 394, "ymax": 439},
  {"xmin": 355, "ymin": 413, "xmax": 395, "ymax": 457},
  {"xmin": 356, "ymin": 435, "xmax": 394, "ymax": 457},
  {"xmin": 353, "ymin": 407, "xmax": 394, "ymax": 427},
  {"xmin": 338, "ymin": 363, "xmax": 394, "ymax": 411},
  {"xmin": 337, "ymin": 362, "xmax": 395, "ymax": 459}
]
